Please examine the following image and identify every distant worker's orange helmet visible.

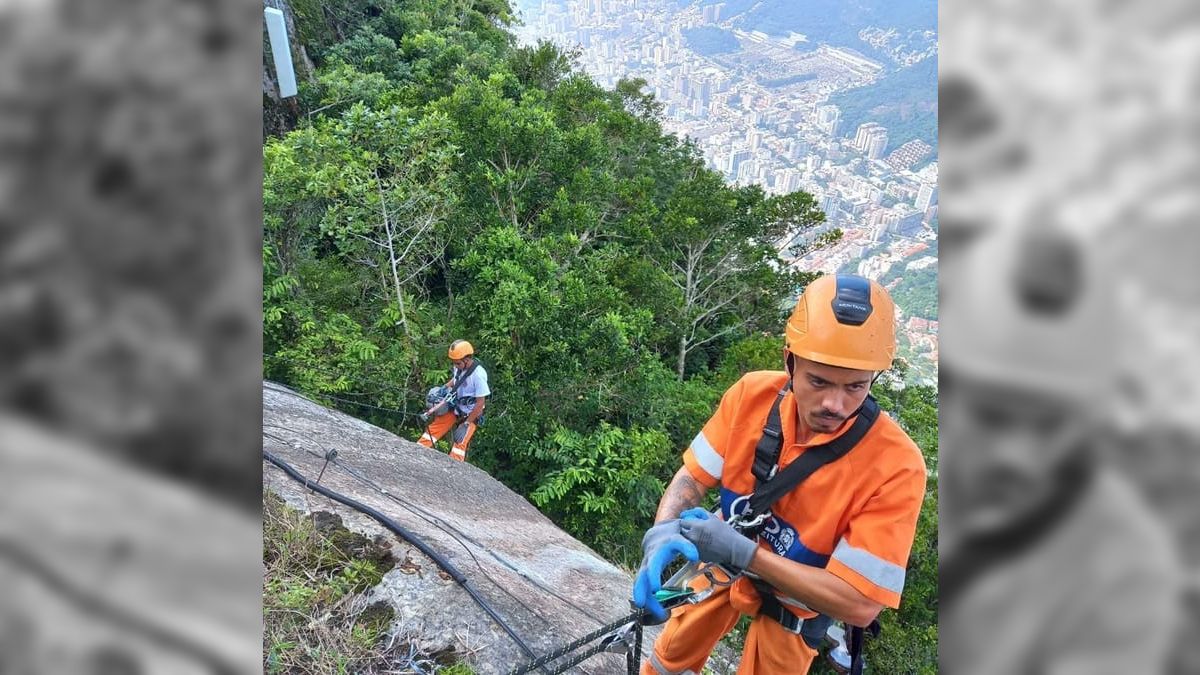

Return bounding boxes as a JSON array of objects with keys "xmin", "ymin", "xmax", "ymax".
[
  {"xmin": 448, "ymin": 340, "xmax": 474, "ymax": 360},
  {"xmin": 785, "ymin": 274, "xmax": 897, "ymax": 372}
]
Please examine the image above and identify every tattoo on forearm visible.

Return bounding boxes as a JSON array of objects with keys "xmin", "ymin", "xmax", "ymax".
[{"xmin": 656, "ymin": 469, "xmax": 708, "ymax": 522}]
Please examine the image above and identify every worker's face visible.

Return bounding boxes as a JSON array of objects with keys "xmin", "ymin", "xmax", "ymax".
[
  {"xmin": 788, "ymin": 354, "xmax": 874, "ymax": 435},
  {"xmin": 941, "ymin": 370, "xmax": 1088, "ymax": 535},
  {"xmin": 451, "ymin": 356, "xmax": 470, "ymax": 370}
]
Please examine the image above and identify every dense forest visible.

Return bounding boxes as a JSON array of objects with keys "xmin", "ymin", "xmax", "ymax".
[
  {"xmin": 263, "ymin": 0, "xmax": 937, "ymax": 671},
  {"xmin": 827, "ymin": 55, "xmax": 938, "ymax": 150},
  {"xmin": 884, "ymin": 266, "xmax": 938, "ymax": 322},
  {"xmin": 682, "ymin": 25, "xmax": 741, "ymax": 56}
]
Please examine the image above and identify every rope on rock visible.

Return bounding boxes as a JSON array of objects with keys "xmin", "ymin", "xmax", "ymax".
[{"xmin": 263, "ymin": 448, "xmax": 650, "ymax": 675}]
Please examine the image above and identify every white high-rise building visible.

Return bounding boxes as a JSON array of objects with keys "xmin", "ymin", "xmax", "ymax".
[
  {"xmin": 816, "ymin": 105, "xmax": 842, "ymax": 137},
  {"xmin": 821, "ymin": 192, "xmax": 841, "ymax": 217},
  {"xmin": 916, "ymin": 183, "xmax": 939, "ymax": 211},
  {"xmin": 725, "ymin": 148, "xmax": 751, "ymax": 176},
  {"xmin": 866, "ymin": 133, "xmax": 888, "ymax": 160},
  {"xmin": 788, "ymin": 139, "xmax": 807, "ymax": 161},
  {"xmin": 777, "ymin": 168, "xmax": 802, "ymax": 193},
  {"xmin": 853, "ymin": 123, "xmax": 889, "ymax": 160},
  {"xmin": 737, "ymin": 160, "xmax": 759, "ymax": 182}
]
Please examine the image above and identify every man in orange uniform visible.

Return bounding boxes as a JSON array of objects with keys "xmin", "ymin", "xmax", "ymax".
[
  {"xmin": 632, "ymin": 274, "xmax": 928, "ymax": 674},
  {"xmin": 417, "ymin": 340, "xmax": 489, "ymax": 462}
]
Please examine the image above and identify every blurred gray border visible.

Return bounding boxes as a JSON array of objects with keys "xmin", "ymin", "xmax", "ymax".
[
  {"xmin": 939, "ymin": 0, "xmax": 1200, "ymax": 671},
  {"xmin": 0, "ymin": 0, "xmax": 265, "ymax": 673}
]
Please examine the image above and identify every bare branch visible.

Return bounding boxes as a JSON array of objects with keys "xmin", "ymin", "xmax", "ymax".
[
  {"xmin": 690, "ymin": 321, "xmax": 748, "ymax": 350},
  {"xmin": 690, "ymin": 290, "xmax": 745, "ymax": 328},
  {"xmin": 351, "ymin": 231, "xmax": 387, "ymax": 249}
]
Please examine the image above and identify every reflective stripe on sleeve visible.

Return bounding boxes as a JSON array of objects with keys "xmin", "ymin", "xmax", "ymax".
[
  {"xmin": 831, "ymin": 538, "xmax": 906, "ymax": 595},
  {"xmin": 689, "ymin": 431, "xmax": 723, "ymax": 480}
]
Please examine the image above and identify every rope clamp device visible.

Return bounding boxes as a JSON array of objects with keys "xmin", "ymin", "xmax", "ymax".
[
  {"xmin": 599, "ymin": 621, "xmax": 639, "ymax": 655},
  {"xmin": 661, "ymin": 562, "xmax": 737, "ymax": 604}
]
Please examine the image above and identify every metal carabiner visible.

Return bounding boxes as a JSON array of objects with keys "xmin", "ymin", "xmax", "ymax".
[{"xmin": 726, "ymin": 495, "xmax": 771, "ymax": 533}]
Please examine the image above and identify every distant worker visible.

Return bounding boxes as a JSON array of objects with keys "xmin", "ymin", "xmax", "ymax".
[
  {"xmin": 417, "ymin": 340, "xmax": 489, "ymax": 462},
  {"xmin": 632, "ymin": 274, "xmax": 927, "ymax": 674}
]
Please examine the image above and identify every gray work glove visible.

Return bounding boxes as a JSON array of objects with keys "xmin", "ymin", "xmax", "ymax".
[
  {"xmin": 678, "ymin": 507, "xmax": 759, "ymax": 571},
  {"xmin": 632, "ymin": 520, "xmax": 698, "ymax": 622}
]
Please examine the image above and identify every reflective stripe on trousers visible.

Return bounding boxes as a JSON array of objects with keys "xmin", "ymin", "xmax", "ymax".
[{"xmin": 449, "ymin": 421, "xmax": 477, "ymax": 461}]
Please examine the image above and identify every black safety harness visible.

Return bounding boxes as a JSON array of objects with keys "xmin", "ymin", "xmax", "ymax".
[
  {"xmin": 448, "ymin": 360, "xmax": 486, "ymax": 424},
  {"xmin": 735, "ymin": 381, "xmax": 882, "ymax": 674},
  {"xmin": 450, "ymin": 360, "xmax": 479, "ymax": 393}
]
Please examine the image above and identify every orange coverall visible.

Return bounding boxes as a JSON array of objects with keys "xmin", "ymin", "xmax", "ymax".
[{"xmin": 645, "ymin": 371, "xmax": 927, "ymax": 675}]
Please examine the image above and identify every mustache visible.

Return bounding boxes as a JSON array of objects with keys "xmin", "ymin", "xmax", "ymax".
[{"xmin": 814, "ymin": 410, "xmax": 846, "ymax": 421}]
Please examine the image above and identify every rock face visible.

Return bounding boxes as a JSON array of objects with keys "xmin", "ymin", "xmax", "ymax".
[{"xmin": 263, "ymin": 381, "xmax": 661, "ymax": 675}]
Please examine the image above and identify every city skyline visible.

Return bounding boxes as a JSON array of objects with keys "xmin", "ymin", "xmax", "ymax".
[{"xmin": 512, "ymin": 0, "xmax": 939, "ymax": 383}]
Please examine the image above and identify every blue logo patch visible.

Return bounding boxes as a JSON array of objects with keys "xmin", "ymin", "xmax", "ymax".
[{"xmin": 721, "ymin": 488, "xmax": 830, "ymax": 568}]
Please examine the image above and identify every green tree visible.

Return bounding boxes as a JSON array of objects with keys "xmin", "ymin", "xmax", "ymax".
[{"xmin": 654, "ymin": 172, "xmax": 825, "ymax": 379}]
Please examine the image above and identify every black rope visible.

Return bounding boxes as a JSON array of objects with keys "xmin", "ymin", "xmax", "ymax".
[
  {"xmin": 264, "ymin": 378, "xmax": 510, "ymax": 425},
  {"xmin": 262, "ymin": 449, "xmax": 546, "ymax": 671},
  {"xmin": 506, "ymin": 610, "xmax": 644, "ymax": 675},
  {"xmin": 629, "ymin": 620, "xmax": 643, "ymax": 675},
  {"xmin": 527, "ymin": 639, "xmax": 615, "ymax": 675},
  {"xmin": 263, "ymin": 407, "xmax": 649, "ymax": 675},
  {"xmin": 265, "ymin": 446, "xmax": 648, "ymax": 675},
  {"xmin": 329, "ymin": 455, "xmax": 596, "ymax": 618},
  {"xmin": 261, "ymin": 428, "xmax": 596, "ymax": 626},
  {"xmin": 263, "ymin": 381, "xmax": 427, "ymax": 420}
]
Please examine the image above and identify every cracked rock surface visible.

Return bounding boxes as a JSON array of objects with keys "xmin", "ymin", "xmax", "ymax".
[{"xmin": 263, "ymin": 380, "xmax": 669, "ymax": 675}]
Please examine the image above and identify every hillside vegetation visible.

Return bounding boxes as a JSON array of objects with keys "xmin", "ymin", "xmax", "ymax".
[
  {"xmin": 263, "ymin": 1, "xmax": 936, "ymax": 671},
  {"xmin": 828, "ymin": 55, "xmax": 938, "ymax": 150}
]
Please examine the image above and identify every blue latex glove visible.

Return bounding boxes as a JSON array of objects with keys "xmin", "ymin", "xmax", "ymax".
[
  {"xmin": 632, "ymin": 521, "xmax": 699, "ymax": 621},
  {"xmin": 679, "ymin": 508, "xmax": 759, "ymax": 570}
]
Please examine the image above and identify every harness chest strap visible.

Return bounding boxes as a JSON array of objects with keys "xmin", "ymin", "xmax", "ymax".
[
  {"xmin": 450, "ymin": 360, "xmax": 479, "ymax": 395},
  {"xmin": 746, "ymin": 384, "xmax": 880, "ymax": 517}
]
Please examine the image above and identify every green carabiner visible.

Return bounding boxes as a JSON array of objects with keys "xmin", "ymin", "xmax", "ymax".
[{"xmin": 654, "ymin": 586, "xmax": 696, "ymax": 608}]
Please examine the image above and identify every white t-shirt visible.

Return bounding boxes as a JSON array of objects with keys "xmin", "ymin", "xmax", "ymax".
[{"xmin": 452, "ymin": 363, "xmax": 490, "ymax": 414}]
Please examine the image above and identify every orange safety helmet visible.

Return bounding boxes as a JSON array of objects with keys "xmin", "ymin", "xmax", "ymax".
[
  {"xmin": 448, "ymin": 340, "xmax": 474, "ymax": 360},
  {"xmin": 785, "ymin": 274, "xmax": 897, "ymax": 371}
]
